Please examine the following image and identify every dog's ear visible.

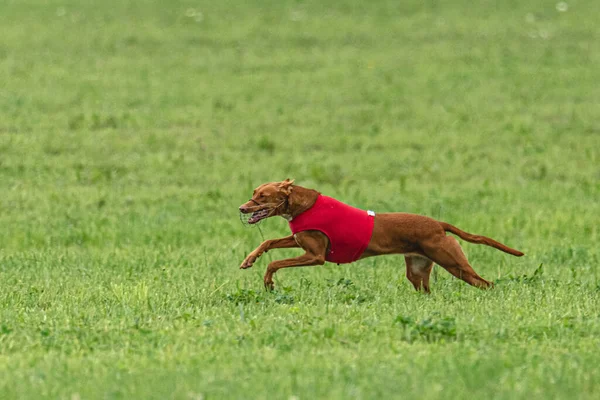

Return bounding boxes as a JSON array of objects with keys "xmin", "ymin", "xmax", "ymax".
[{"xmin": 279, "ymin": 179, "xmax": 295, "ymax": 195}]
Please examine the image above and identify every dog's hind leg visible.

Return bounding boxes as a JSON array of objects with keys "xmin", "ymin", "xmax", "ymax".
[
  {"xmin": 421, "ymin": 236, "xmax": 493, "ymax": 289},
  {"xmin": 404, "ymin": 255, "xmax": 434, "ymax": 293}
]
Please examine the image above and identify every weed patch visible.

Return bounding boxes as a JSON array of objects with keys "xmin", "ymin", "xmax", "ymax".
[{"xmin": 394, "ymin": 313, "xmax": 457, "ymax": 343}]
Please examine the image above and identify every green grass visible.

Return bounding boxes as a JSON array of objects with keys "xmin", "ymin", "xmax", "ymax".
[{"xmin": 1, "ymin": 0, "xmax": 599, "ymax": 398}]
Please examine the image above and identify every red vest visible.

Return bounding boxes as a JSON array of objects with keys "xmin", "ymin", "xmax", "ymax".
[{"xmin": 289, "ymin": 195, "xmax": 375, "ymax": 264}]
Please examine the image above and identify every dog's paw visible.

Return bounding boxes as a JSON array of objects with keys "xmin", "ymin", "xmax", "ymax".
[
  {"xmin": 240, "ymin": 255, "xmax": 257, "ymax": 269},
  {"xmin": 263, "ymin": 278, "xmax": 275, "ymax": 291}
]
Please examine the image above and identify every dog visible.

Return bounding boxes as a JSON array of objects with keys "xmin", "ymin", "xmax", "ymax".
[{"xmin": 238, "ymin": 179, "xmax": 524, "ymax": 292}]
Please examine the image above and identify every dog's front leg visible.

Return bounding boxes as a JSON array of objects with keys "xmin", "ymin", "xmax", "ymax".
[
  {"xmin": 263, "ymin": 253, "xmax": 325, "ymax": 290},
  {"xmin": 263, "ymin": 231, "xmax": 329, "ymax": 290},
  {"xmin": 240, "ymin": 235, "xmax": 299, "ymax": 269}
]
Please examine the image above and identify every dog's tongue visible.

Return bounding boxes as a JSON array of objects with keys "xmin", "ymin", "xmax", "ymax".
[
  {"xmin": 248, "ymin": 209, "xmax": 269, "ymax": 224},
  {"xmin": 248, "ymin": 210, "xmax": 265, "ymax": 224}
]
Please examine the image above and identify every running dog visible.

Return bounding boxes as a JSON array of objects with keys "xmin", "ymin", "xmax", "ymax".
[{"xmin": 239, "ymin": 179, "xmax": 524, "ymax": 292}]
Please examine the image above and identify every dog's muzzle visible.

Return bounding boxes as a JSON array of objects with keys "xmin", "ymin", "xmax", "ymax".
[{"xmin": 239, "ymin": 199, "xmax": 268, "ymax": 226}]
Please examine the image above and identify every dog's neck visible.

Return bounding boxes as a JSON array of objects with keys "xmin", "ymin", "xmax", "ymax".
[{"xmin": 284, "ymin": 185, "xmax": 320, "ymax": 220}]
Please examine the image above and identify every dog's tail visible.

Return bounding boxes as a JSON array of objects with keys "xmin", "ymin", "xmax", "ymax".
[{"xmin": 440, "ymin": 222, "xmax": 525, "ymax": 257}]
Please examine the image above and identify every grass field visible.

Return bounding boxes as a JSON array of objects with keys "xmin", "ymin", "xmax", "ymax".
[{"xmin": 1, "ymin": 0, "xmax": 599, "ymax": 398}]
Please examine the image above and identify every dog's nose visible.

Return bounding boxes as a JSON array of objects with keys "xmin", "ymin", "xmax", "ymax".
[{"xmin": 239, "ymin": 205, "xmax": 248, "ymax": 213}]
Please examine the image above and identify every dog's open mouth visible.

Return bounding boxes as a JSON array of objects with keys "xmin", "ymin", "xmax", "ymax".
[{"xmin": 248, "ymin": 209, "xmax": 270, "ymax": 224}]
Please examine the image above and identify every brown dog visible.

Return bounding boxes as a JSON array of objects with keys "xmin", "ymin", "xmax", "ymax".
[{"xmin": 239, "ymin": 179, "xmax": 524, "ymax": 293}]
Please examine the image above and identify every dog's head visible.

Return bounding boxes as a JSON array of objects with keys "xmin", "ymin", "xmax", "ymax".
[{"xmin": 239, "ymin": 179, "xmax": 294, "ymax": 224}]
